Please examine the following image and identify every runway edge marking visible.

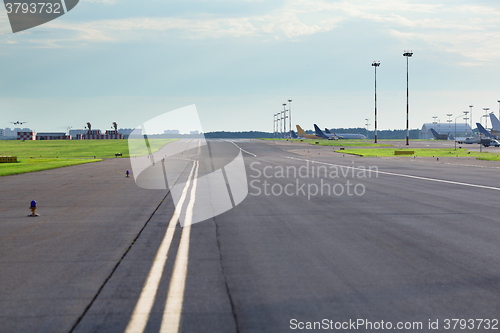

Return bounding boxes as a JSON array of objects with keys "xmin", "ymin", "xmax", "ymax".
[
  {"xmin": 226, "ymin": 140, "xmax": 257, "ymax": 157},
  {"xmin": 286, "ymin": 156, "xmax": 500, "ymax": 192}
]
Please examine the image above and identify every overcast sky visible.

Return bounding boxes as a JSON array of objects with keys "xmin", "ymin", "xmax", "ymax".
[{"xmin": 1, "ymin": 0, "xmax": 499, "ymax": 133}]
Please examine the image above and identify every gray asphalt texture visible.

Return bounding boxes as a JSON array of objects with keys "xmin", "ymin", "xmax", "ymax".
[{"xmin": 1, "ymin": 139, "xmax": 499, "ymax": 333}]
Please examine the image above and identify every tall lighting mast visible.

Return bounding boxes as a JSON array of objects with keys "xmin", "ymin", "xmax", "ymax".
[
  {"xmin": 447, "ymin": 114, "xmax": 452, "ymax": 140},
  {"xmin": 276, "ymin": 113, "xmax": 281, "ymax": 138},
  {"xmin": 463, "ymin": 111, "xmax": 469, "ymax": 138},
  {"xmin": 483, "ymin": 108, "xmax": 490, "ymax": 129},
  {"xmin": 282, "ymin": 103, "xmax": 287, "ymax": 138},
  {"xmin": 469, "ymin": 105, "xmax": 473, "ymax": 134},
  {"xmin": 403, "ymin": 50, "xmax": 413, "ymax": 145},
  {"xmin": 273, "ymin": 113, "xmax": 276, "ymax": 139},
  {"xmin": 372, "ymin": 61, "xmax": 380, "ymax": 143},
  {"xmin": 288, "ymin": 99, "xmax": 292, "ymax": 139}
]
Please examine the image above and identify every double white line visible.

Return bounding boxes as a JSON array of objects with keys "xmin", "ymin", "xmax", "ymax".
[{"xmin": 125, "ymin": 158, "xmax": 200, "ymax": 333}]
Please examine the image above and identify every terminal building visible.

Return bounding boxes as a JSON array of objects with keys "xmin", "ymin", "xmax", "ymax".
[
  {"xmin": 17, "ymin": 132, "xmax": 71, "ymax": 140},
  {"xmin": 17, "ymin": 130, "xmax": 123, "ymax": 140},
  {"xmin": 36, "ymin": 132, "xmax": 71, "ymax": 140},
  {"xmin": 17, "ymin": 132, "xmax": 36, "ymax": 140},
  {"xmin": 69, "ymin": 129, "xmax": 88, "ymax": 138},
  {"xmin": 76, "ymin": 130, "xmax": 123, "ymax": 140},
  {"xmin": 419, "ymin": 123, "xmax": 473, "ymax": 139}
]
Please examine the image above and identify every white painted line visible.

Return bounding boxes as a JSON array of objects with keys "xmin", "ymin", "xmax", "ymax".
[
  {"xmin": 286, "ymin": 156, "xmax": 500, "ymax": 192},
  {"xmin": 160, "ymin": 160, "xmax": 199, "ymax": 333},
  {"xmin": 124, "ymin": 161, "xmax": 197, "ymax": 333},
  {"xmin": 227, "ymin": 140, "xmax": 257, "ymax": 157}
]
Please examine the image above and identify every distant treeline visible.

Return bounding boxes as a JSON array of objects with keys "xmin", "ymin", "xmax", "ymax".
[
  {"xmin": 204, "ymin": 131, "xmax": 274, "ymax": 138},
  {"xmin": 203, "ymin": 129, "xmax": 420, "ymax": 139}
]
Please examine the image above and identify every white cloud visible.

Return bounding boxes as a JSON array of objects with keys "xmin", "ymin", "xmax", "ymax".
[
  {"xmin": 80, "ymin": 0, "xmax": 116, "ymax": 4},
  {"xmin": 3, "ymin": 0, "xmax": 500, "ymax": 63}
]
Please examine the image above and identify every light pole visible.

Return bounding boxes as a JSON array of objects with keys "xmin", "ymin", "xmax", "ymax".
[
  {"xmin": 365, "ymin": 118, "xmax": 370, "ymax": 138},
  {"xmin": 403, "ymin": 50, "xmax": 413, "ymax": 145},
  {"xmin": 469, "ymin": 105, "xmax": 473, "ymax": 134},
  {"xmin": 372, "ymin": 61, "xmax": 380, "ymax": 143},
  {"xmin": 275, "ymin": 113, "xmax": 280, "ymax": 138},
  {"xmin": 288, "ymin": 99, "xmax": 292, "ymax": 139},
  {"xmin": 483, "ymin": 107, "xmax": 490, "ymax": 129},
  {"xmin": 463, "ymin": 111, "xmax": 469, "ymax": 138},
  {"xmin": 432, "ymin": 116, "xmax": 438, "ymax": 133},
  {"xmin": 447, "ymin": 113, "xmax": 452, "ymax": 140},
  {"xmin": 454, "ymin": 114, "xmax": 463, "ymax": 150},
  {"xmin": 276, "ymin": 113, "xmax": 279, "ymax": 138},
  {"xmin": 282, "ymin": 103, "xmax": 287, "ymax": 138},
  {"xmin": 482, "ymin": 114, "xmax": 488, "ymax": 136},
  {"xmin": 273, "ymin": 113, "xmax": 276, "ymax": 138}
]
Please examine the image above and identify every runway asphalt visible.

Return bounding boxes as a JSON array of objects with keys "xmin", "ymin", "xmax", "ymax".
[{"xmin": 1, "ymin": 139, "xmax": 500, "ymax": 333}]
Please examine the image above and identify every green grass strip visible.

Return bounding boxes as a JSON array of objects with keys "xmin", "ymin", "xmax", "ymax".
[
  {"xmin": 310, "ymin": 140, "xmax": 392, "ymax": 147},
  {"xmin": 0, "ymin": 138, "xmax": 176, "ymax": 159},
  {"xmin": 336, "ymin": 148, "xmax": 500, "ymax": 159}
]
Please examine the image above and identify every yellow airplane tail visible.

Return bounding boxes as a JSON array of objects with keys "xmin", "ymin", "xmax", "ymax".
[{"xmin": 296, "ymin": 125, "xmax": 306, "ymax": 136}]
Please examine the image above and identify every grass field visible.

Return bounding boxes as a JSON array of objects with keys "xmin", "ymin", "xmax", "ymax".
[
  {"xmin": 336, "ymin": 147, "xmax": 500, "ymax": 160},
  {"xmin": 0, "ymin": 138, "xmax": 176, "ymax": 159},
  {"xmin": 0, "ymin": 138, "xmax": 176, "ymax": 177},
  {"xmin": 310, "ymin": 140, "xmax": 392, "ymax": 147},
  {"xmin": 261, "ymin": 138, "xmax": 392, "ymax": 147}
]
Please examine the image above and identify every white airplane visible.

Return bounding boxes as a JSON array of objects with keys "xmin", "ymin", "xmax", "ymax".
[
  {"xmin": 456, "ymin": 136, "xmax": 481, "ymax": 144},
  {"xmin": 314, "ymin": 124, "xmax": 367, "ymax": 140}
]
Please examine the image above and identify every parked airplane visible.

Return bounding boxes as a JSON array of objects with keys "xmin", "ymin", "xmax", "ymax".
[
  {"xmin": 296, "ymin": 125, "xmax": 321, "ymax": 139},
  {"xmin": 476, "ymin": 123, "xmax": 499, "ymax": 139},
  {"xmin": 456, "ymin": 130, "xmax": 481, "ymax": 144},
  {"xmin": 430, "ymin": 128, "xmax": 449, "ymax": 140},
  {"xmin": 315, "ymin": 124, "xmax": 367, "ymax": 140},
  {"xmin": 457, "ymin": 137, "xmax": 481, "ymax": 144},
  {"xmin": 314, "ymin": 124, "xmax": 337, "ymax": 140},
  {"xmin": 489, "ymin": 114, "xmax": 500, "ymax": 136}
]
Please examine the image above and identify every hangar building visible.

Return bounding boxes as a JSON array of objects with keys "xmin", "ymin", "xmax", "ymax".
[{"xmin": 419, "ymin": 123, "xmax": 473, "ymax": 140}]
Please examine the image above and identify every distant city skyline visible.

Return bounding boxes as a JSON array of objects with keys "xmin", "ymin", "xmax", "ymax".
[{"xmin": 0, "ymin": 1, "xmax": 499, "ymax": 133}]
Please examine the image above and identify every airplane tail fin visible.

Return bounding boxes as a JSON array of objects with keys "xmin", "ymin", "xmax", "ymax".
[
  {"xmin": 490, "ymin": 113, "xmax": 500, "ymax": 131},
  {"xmin": 430, "ymin": 128, "xmax": 439, "ymax": 138},
  {"xmin": 324, "ymin": 128, "xmax": 331, "ymax": 134},
  {"xmin": 291, "ymin": 130, "xmax": 298, "ymax": 138},
  {"xmin": 314, "ymin": 124, "xmax": 328, "ymax": 139},
  {"xmin": 476, "ymin": 123, "xmax": 494, "ymax": 138},
  {"xmin": 296, "ymin": 125, "xmax": 306, "ymax": 136}
]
